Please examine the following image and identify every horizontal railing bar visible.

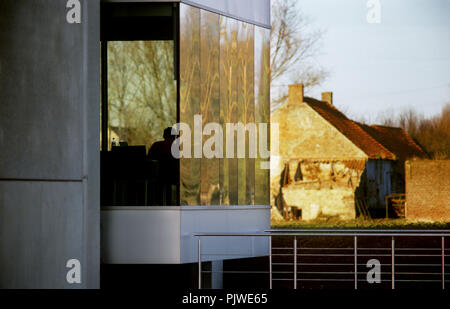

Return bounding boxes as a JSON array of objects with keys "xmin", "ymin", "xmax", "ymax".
[
  {"xmin": 275, "ymin": 247, "xmax": 448, "ymax": 251},
  {"xmin": 298, "ymin": 271, "xmax": 450, "ymax": 275},
  {"xmin": 395, "ymin": 272, "xmax": 447, "ymax": 275},
  {"xmin": 197, "ymin": 253, "xmax": 260, "ymax": 257},
  {"xmin": 295, "ymin": 279, "xmax": 450, "ymax": 283},
  {"xmin": 396, "ymin": 248, "xmax": 447, "ymax": 251},
  {"xmin": 274, "ymin": 253, "xmax": 447, "ymax": 256},
  {"xmin": 202, "ymin": 271, "xmax": 450, "ymax": 276},
  {"xmin": 396, "ymin": 264, "xmax": 443, "ymax": 266},
  {"xmin": 396, "ymin": 280, "xmax": 443, "ymax": 282},
  {"xmin": 297, "ymin": 271, "xmax": 355, "ymax": 275},
  {"xmin": 201, "ymin": 271, "xmax": 270, "ymax": 274},
  {"xmin": 295, "ymin": 254, "xmax": 355, "ymax": 257},
  {"xmin": 297, "ymin": 279, "xmax": 354, "ymax": 282},
  {"xmin": 273, "ymin": 263, "xmax": 364, "ymax": 266},
  {"xmin": 278, "ymin": 263, "xmax": 448, "ymax": 267},
  {"xmin": 274, "ymin": 262, "xmax": 354, "ymax": 266},
  {"xmin": 395, "ymin": 254, "xmax": 443, "ymax": 257},
  {"xmin": 299, "ymin": 248, "xmax": 354, "ymax": 250}
]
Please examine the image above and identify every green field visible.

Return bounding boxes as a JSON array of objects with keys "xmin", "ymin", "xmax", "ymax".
[{"xmin": 271, "ymin": 218, "xmax": 450, "ymax": 229}]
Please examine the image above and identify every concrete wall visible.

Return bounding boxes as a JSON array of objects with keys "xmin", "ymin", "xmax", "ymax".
[
  {"xmin": 101, "ymin": 206, "xmax": 270, "ymax": 264},
  {"xmin": 280, "ymin": 161, "xmax": 364, "ymax": 220},
  {"xmin": 283, "ymin": 185, "xmax": 356, "ymax": 220},
  {"xmin": 405, "ymin": 160, "xmax": 450, "ymax": 222},
  {"xmin": 0, "ymin": 0, "xmax": 100, "ymax": 288},
  {"xmin": 271, "ymin": 103, "xmax": 367, "ymax": 163}
]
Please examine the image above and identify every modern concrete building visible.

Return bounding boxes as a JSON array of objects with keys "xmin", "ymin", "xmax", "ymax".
[{"xmin": 0, "ymin": 0, "xmax": 271, "ymax": 288}]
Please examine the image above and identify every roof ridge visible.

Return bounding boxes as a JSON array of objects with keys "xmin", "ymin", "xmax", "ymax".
[
  {"xmin": 355, "ymin": 122, "xmax": 397, "ymax": 160},
  {"xmin": 304, "ymin": 100, "xmax": 396, "ymax": 160},
  {"xmin": 397, "ymin": 127, "xmax": 427, "ymax": 154},
  {"xmin": 372, "ymin": 124, "xmax": 426, "ymax": 155},
  {"xmin": 371, "ymin": 124, "xmax": 402, "ymax": 130}
]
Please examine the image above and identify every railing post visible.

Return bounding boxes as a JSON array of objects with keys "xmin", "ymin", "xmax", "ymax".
[
  {"xmin": 269, "ymin": 235, "xmax": 272, "ymax": 289},
  {"xmin": 354, "ymin": 235, "xmax": 358, "ymax": 290},
  {"xmin": 391, "ymin": 236, "xmax": 395, "ymax": 290},
  {"xmin": 198, "ymin": 237, "xmax": 202, "ymax": 289},
  {"xmin": 442, "ymin": 236, "xmax": 445, "ymax": 290},
  {"xmin": 293, "ymin": 236, "xmax": 297, "ymax": 289}
]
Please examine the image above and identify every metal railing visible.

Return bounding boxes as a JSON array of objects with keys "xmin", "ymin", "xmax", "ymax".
[{"xmin": 194, "ymin": 229, "xmax": 450, "ymax": 289}]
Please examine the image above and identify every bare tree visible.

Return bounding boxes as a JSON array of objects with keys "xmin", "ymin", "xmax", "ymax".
[
  {"xmin": 107, "ymin": 41, "xmax": 176, "ymax": 150},
  {"xmin": 377, "ymin": 103, "xmax": 450, "ymax": 159},
  {"xmin": 271, "ymin": 0, "xmax": 328, "ymax": 105}
]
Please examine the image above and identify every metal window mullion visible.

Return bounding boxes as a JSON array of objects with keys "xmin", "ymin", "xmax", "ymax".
[
  {"xmin": 198, "ymin": 238, "xmax": 202, "ymax": 289},
  {"xmin": 269, "ymin": 235, "xmax": 272, "ymax": 289},
  {"xmin": 294, "ymin": 237, "xmax": 297, "ymax": 289},
  {"xmin": 392, "ymin": 236, "xmax": 395, "ymax": 289},
  {"xmin": 354, "ymin": 235, "xmax": 358, "ymax": 290},
  {"xmin": 442, "ymin": 236, "xmax": 445, "ymax": 290}
]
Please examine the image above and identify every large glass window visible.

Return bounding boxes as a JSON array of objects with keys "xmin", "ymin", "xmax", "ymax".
[
  {"xmin": 100, "ymin": 3, "xmax": 270, "ymax": 207},
  {"xmin": 180, "ymin": 4, "xmax": 270, "ymax": 206},
  {"xmin": 107, "ymin": 41, "xmax": 176, "ymax": 150},
  {"xmin": 100, "ymin": 3, "xmax": 178, "ymax": 207}
]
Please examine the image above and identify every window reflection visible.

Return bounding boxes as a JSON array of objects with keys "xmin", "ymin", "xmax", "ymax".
[
  {"xmin": 107, "ymin": 41, "xmax": 176, "ymax": 151},
  {"xmin": 199, "ymin": 10, "xmax": 220, "ymax": 205},
  {"xmin": 101, "ymin": 40, "xmax": 178, "ymax": 206},
  {"xmin": 180, "ymin": 5, "xmax": 201, "ymax": 206},
  {"xmin": 179, "ymin": 4, "xmax": 270, "ymax": 206},
  {"xmin": 255, "ymin": 27, "xmax": 271, "ymax": 205}
]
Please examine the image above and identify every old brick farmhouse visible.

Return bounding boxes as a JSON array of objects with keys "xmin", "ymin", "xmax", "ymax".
[{"xmin": 270, "ymin": 84, "xmax": 427, "ymax": 220}]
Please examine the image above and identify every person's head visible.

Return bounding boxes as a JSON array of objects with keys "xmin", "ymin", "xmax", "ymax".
[{"xmin": 163, "ymin": 127, "xmax": 178, "ymax": 140}]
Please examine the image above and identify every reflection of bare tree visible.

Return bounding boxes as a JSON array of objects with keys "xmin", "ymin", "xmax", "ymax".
[
  {"xmin": 180, "ymin": 5, "xmax": 201, "ymax": 206},
  {"xmin": 107, "ymin": 41, "xmax": 176, "ymax": 150},
  {"xmin": 179, "ymin": 5, "xmax": 271, "ymax": 206}
]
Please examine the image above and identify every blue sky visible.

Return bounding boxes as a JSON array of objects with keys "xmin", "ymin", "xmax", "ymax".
[{"xmin": 293, "ymin": 0, "xmax": 450, "ymax": 122}]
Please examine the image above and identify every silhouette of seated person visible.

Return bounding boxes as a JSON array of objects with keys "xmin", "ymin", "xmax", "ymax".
[{"xmin": 147, "ymin": 127, "xmax": 179, "ymax": 205}]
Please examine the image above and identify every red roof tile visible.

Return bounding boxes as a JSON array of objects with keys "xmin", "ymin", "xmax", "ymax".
[
  {"xmin": 303, "ymin": 97, "xmax": 396, "ymax": 160},
  {"xmin": 358, "ymin": 124, "xmax": 428, "ymax": 163}
]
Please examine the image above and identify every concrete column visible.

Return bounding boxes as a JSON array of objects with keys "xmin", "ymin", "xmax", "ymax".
[
  {"xmin": 211, "ymin": 260, "xmax": 223, "ymax": 289},
  {"xmin": 0, "ymin": 0, "xmax": 100, "ymax": 288}
]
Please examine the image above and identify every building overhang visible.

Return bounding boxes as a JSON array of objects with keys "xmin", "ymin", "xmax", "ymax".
[
  {"xmin": 101, "ymin": 205, "xmax": 271, "ymax": 264},
  {"xmin": 101, "ymin": 0, "xmax": 271, "ymax": 29}
]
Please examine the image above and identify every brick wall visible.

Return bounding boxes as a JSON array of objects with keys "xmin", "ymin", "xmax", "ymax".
[{"xmin": 405, "ymin": 160, "xmax": 450, "ymax": 221}]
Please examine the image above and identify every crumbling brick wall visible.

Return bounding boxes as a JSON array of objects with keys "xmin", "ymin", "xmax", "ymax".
[
  {"xmin": 405, "ymin": 160, "xmax": 450, "ymax": 221},
  {"xmin": 270, "ymin": 97, "xmax": 367, "ymax": 220}
]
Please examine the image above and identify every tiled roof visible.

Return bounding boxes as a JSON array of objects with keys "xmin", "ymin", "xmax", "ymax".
[
  {"xmin": 358, "ymin": 124, "xmax": 428, "ymax": 163},
  {"xmin": 303, "ymin": 97, "xmax": 396, "ymax": 160}
]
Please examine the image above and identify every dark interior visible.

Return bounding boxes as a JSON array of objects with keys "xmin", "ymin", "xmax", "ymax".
[{"xmin": 100, "ymin": 3, "xmax": 179, "ymax": 207}]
